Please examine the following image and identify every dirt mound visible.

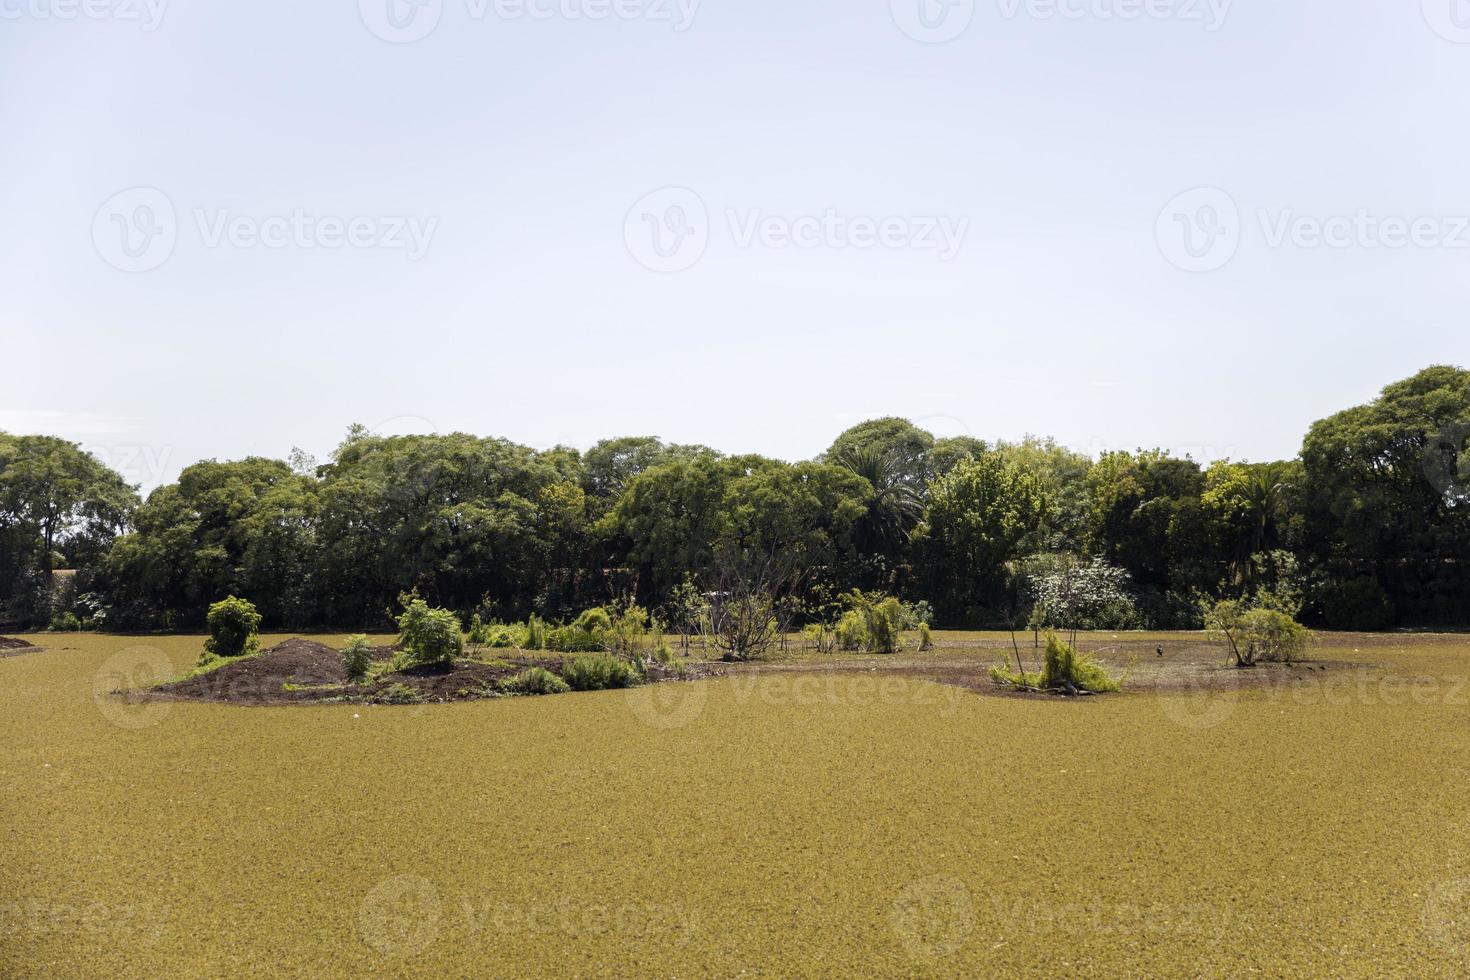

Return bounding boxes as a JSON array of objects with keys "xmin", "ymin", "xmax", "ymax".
[
  {"xmin": 134, "ymin": 639, "xmax": 714, "ymax": 706},
  {"xmin": 154, "ymin": 638, "xmax": 351, "ymax": 704},
  {"xmin": 0, "ymin": 636, "xmax": 39, "ymax": 657}
]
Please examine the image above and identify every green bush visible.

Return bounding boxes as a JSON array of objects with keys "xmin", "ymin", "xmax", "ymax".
[
  {"xmin": 562, "ymin": 654, "xmax": 638, "ymax": 691},
  {"xmin": 573, "ymin": 607, "xmax": 612, "ymax": 633},
  {"xmin": 342, "ymin": 635, "xmax": 373, "ymax": 682},
  {"xmin": 49, "ymin": 611, "xmax": 81, "ymax": 632},
  {"xmin": 500, "ymin": 667, "xmax": 570, "ymax": 696},
  {"xmin": 467, "ymin": 614, "xmax": 492, "ymax": 646},
  {"xmin": 547, "ymin": 626, "xmax": 605, "ymax": 653},
  {"xmin": 834, "ymin": 609, "xmax": 868, "ymax": 651},
  {"xmin": 835, "ymin": 592, "xmax": 905, "ymax": 653},
  {"xmin": 374, "ymin": 682, "xmax": 427, "ymax": 705},
  {"xmin": 1038, "ymin": 632, "xmax": 1119, "ymax": 693},
  {"xmin": 395, "ymin": 597, "xmax": 463, "ymax": 669},
  {"xmin": 523, "ymin": 615, "xmax": 547, "ymax": 651},
  {"xmin": 918, "ymin": 622, "xmax": 934, "ymax": 652},
  {"xmin": 203, "ymin": 596, "xmax": 262, "ymax": 658}
]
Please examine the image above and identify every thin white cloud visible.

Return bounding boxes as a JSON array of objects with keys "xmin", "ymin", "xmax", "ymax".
[{"xmin": 0, "ymin": 410, "xmax": 143, "ymax": 437}]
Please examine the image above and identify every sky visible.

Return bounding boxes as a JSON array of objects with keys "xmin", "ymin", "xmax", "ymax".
[{"xmin": 2, "ymin": 0, "xmax": 1468, "ymax": 493}]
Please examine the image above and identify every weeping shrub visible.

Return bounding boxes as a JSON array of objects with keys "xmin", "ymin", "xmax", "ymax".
[
  {"xmin": 1038, "ymin": 632, "xmax": 1119, "ymax": 693},
  {"xmin": 918, "ymin": 622, "xmax": 934, "ymax": 652}
]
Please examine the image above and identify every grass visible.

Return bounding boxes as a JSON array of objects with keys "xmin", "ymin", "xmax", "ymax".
[{"xmin": 3, "ymin": 631, "xmax": 1470, "ymax": 976}]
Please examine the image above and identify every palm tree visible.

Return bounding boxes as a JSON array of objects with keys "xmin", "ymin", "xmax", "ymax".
[{"xmin": 831, "ymin": 447, "xmax": 924, "ymax": 558}]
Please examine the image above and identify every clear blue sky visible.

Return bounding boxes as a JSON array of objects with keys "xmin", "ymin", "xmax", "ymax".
[{"xmin": 2, "ymin": 0, "xmax": 1467, "ymax": 491}]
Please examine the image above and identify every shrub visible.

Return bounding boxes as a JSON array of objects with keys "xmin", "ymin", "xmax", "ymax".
[
  {"xmin": 804, "ymin": 622, "xmax": 833, "ymax": 653},
  {"xmin": 1038, "ymin": 632, "xmax": 1119, "ymax": 693},
  {"xmin": 523, "ymin": 615, "xmax": 547, "ymax": 651},
  {"xmin": 203, "ymin": 596, "xmax": 262, "ymax": 658},
  {"xmin": 836, "ymin": 591, "xmax": 904, "ymax": 653},
  {"xmin": 501, "ymin": 667, "xmax": 570, "ymax": 696},
  {"xmin": 395, "ymin": 597, "xmax": 463, "ymax": 669},
  {"xmin": 918, "ymin": 622, "xmax": 934, "ymax": 652},
  {"xmin": 342, "ymin": 635, "xmax": 373, "ymax": 682},
  {"xmin": 485, "ymin": 624, "xmax": 519, "ymax": 649},
  {"xmin": 574, "ymin": 607, "xmax": 612, "ymax": 633},
  {"xmin": 1205, "ymin": 598, "xmax": 1311, "ymax": 666},
  {"xmin": 49, "ymin": 611, "xmax": 81, "ymax": 632},
  {"xmin": 547, "ymin": 626, "xmax": 605, "ymax": 653},
  {"xmin": 467, "ymin": 614, "xmax": 492, "ymax": 647},
  {"xmin": 606, "ymin": 603, "xmax": 650, "ymax": 655},
  {"xmin": 562, "ymin": 654, "xmax": 638, "ymax": 691},
  {"xmin": 374, "ymin": 682, "xmax": 426, "ymax": 705},
  {"xmin": 835, "ymin": 609, "xmax": 868, "ymax": 651}
]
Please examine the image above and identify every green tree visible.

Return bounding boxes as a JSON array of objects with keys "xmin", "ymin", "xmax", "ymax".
[
  {"xmin": 1300, "ymin": 365, "xmax": 1470, "ymax": 626},
  {"xmin": 917, "ymin": 454, "xmax": 1050, "ymax": 623}
]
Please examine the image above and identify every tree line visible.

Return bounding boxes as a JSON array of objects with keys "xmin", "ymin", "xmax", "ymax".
[{"xmin": 1, "ymin": 365, "xmax": 1467, "ymax": 632}]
